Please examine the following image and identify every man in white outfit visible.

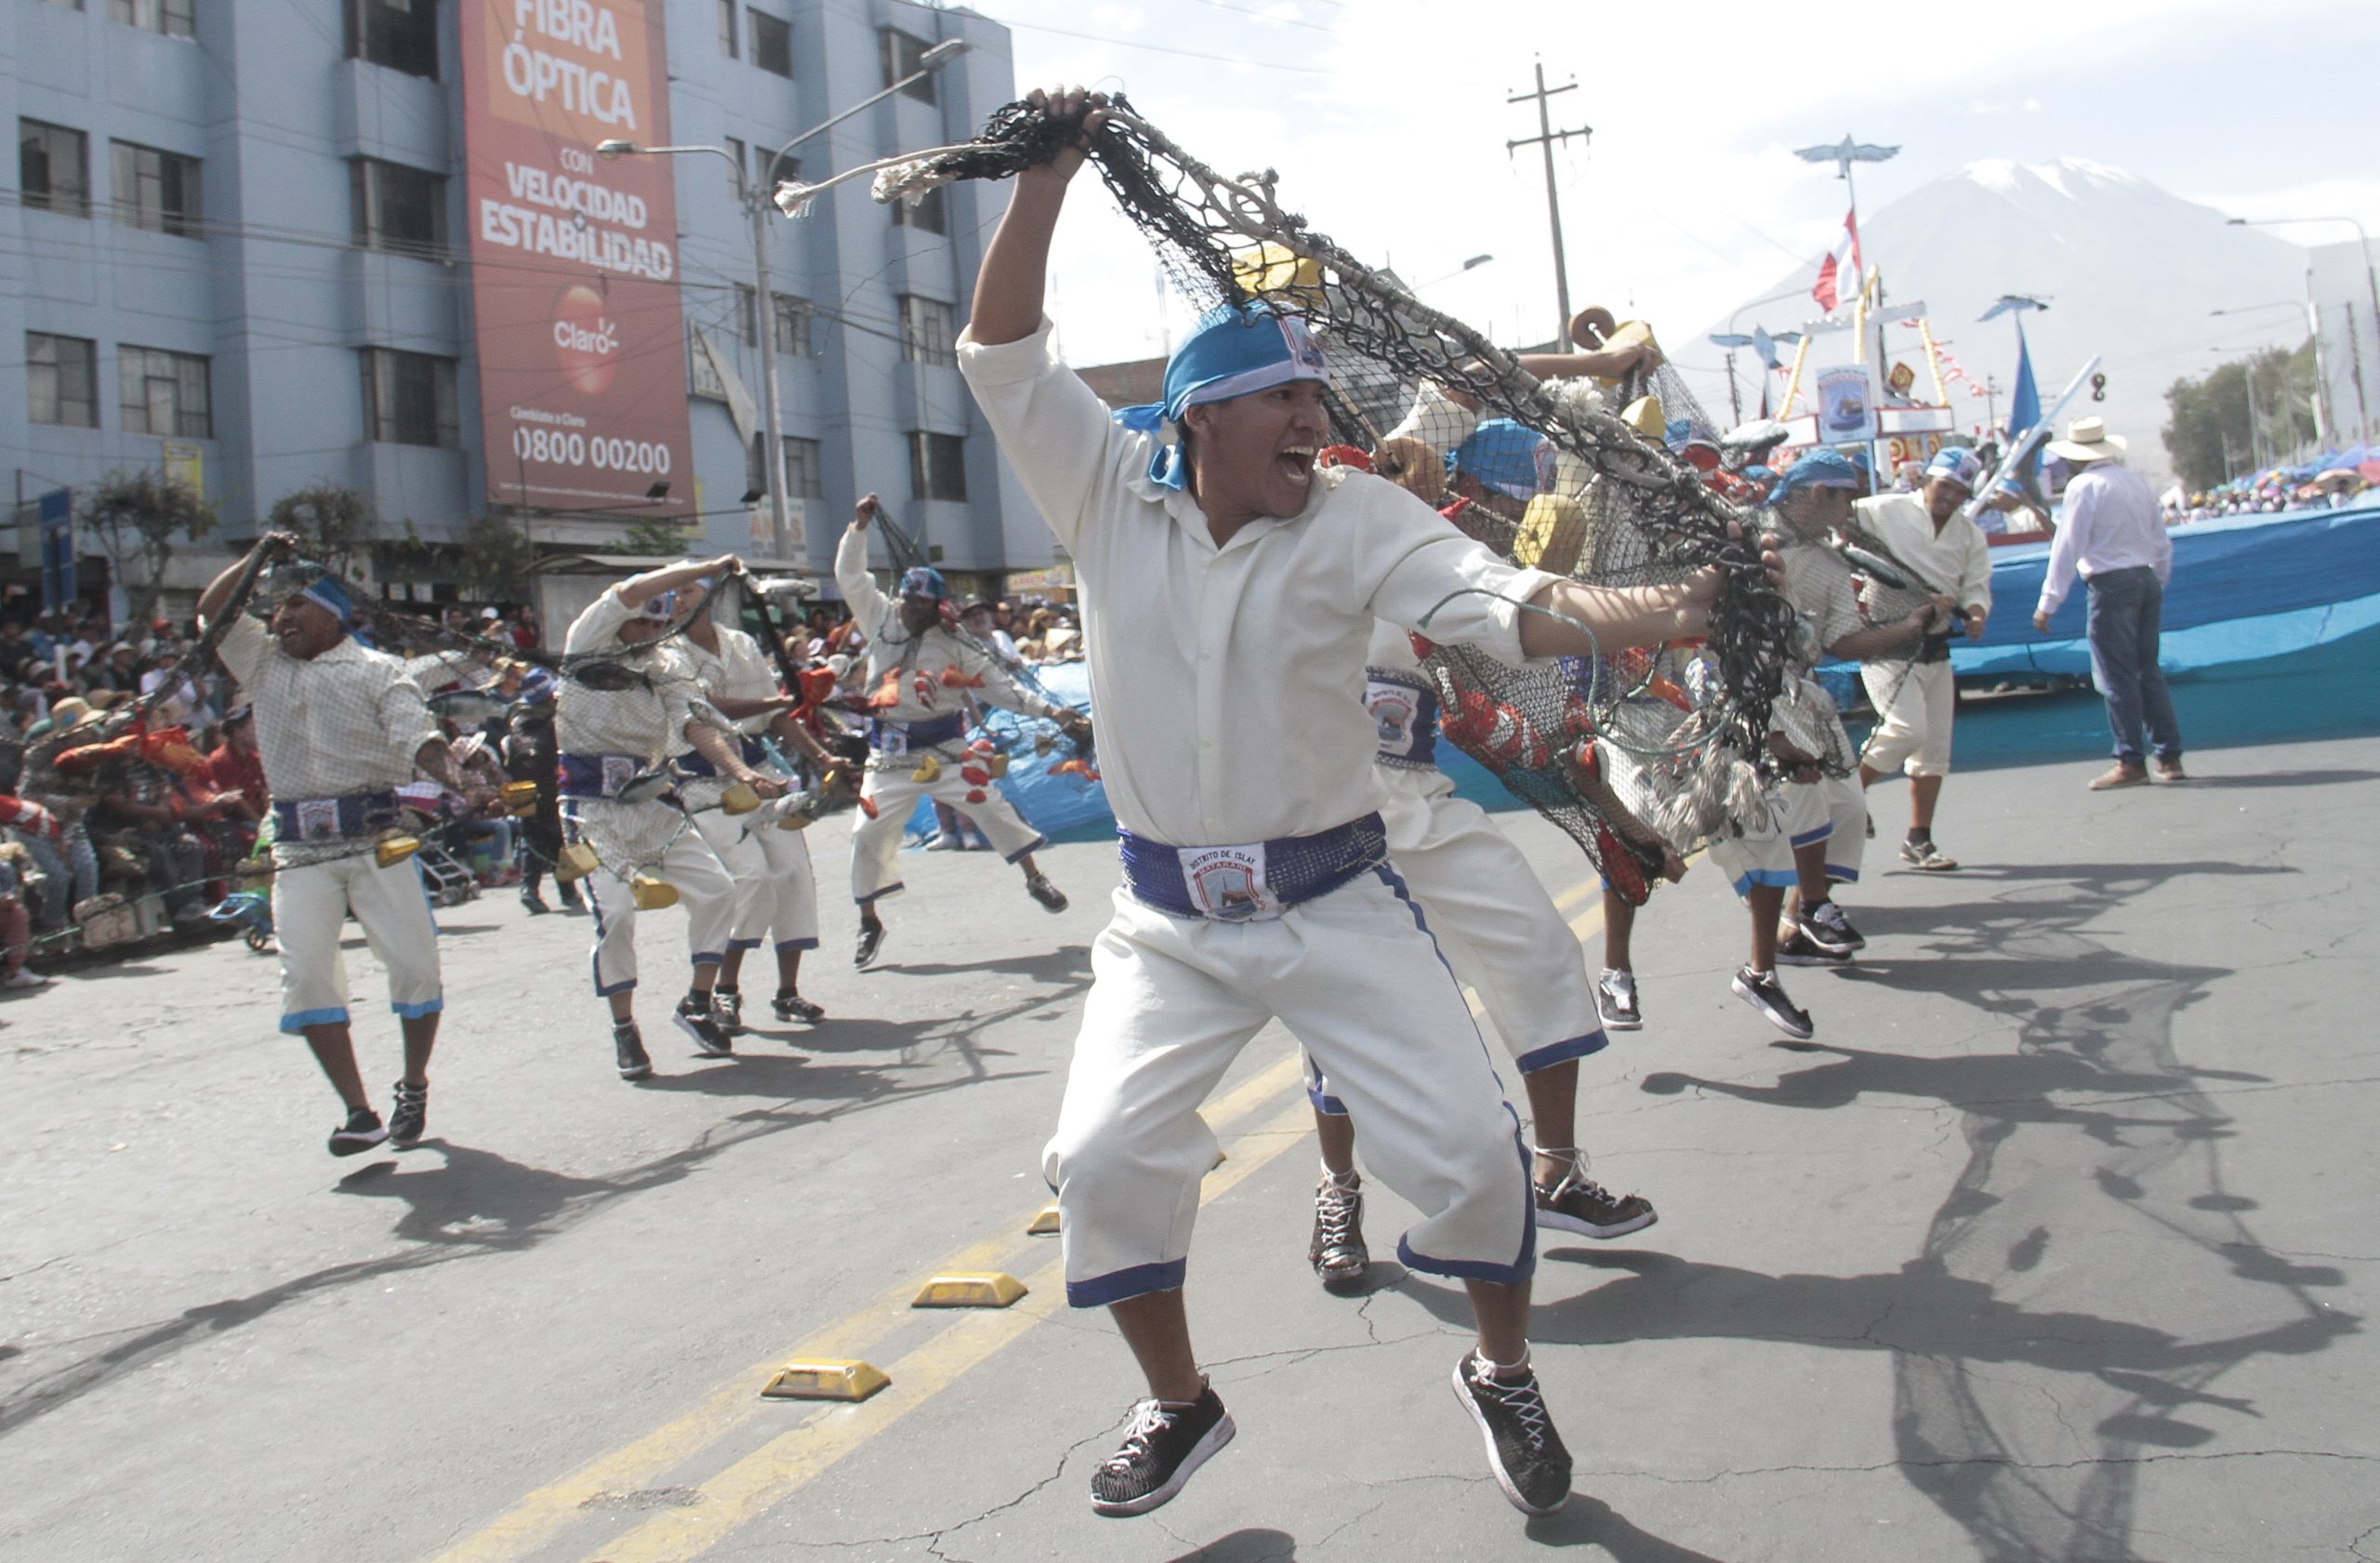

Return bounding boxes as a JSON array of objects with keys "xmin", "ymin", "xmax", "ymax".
[
  {"xmin": 836, "ymin": 495, "xmax": 1087, "ymax": 969},
  {"xmin": 1852, "ymin": 445, "xmax": 1992, "ymax": 870},
  {"xmin": 959, "ymin": 87, "xmax": 1756, "ymax": 1522},
  {"xmin": 663, "ymin": 596, "xmax": 834, "ymax": 1030},
  {"xmin": 557, "ymin": 556, "xmax": 784, "ymax": 1080},
  {"xmin": 196, "ymin": 535, "xmax": 487, "ymax": 1156}
]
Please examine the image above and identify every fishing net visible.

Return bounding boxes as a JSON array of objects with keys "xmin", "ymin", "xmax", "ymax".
[{"xmin": 878, "ymin": 96, "xmax": 1795, "ymax": 887}]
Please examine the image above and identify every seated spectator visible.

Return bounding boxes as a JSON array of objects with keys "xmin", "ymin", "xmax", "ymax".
[
  {"xmin": 205, "ymin": 705, "xmax": 269, "ymax": 823},
  {"xmin": 88, "ymin": 751, "xmax": 211, "ymax": 923}
]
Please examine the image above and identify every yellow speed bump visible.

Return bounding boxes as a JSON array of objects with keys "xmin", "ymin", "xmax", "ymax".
[
  {"xmin": 909, "ymin": 1273, "xmax": 1027, "ymax": 1309},
  {"xmin": 1025, "ymin": 1203, "xmax": 1061, "ymax": 1236},
  {"xmin": 761, "ymin": 1360, "xmax": 889, "ymax": 1402}
]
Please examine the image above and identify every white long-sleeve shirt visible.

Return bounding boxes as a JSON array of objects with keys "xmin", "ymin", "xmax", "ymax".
[
  {"xmin": 2036, "ymin": 462, "xmax": 2172, "ymax": 616},
  {"xmin": 959, "ymin": 316, "xmax": 1556, "ymax": 847},
  {"xmin": 555, "ymin": 591, "xmax": 698, "ymax": 762},
  {"xmin": 834, "ymin": 526, "xmax": 1057, "ymax": 729},
  {"xmin": 215, "ymin": 616, "xmax": 435, "ymax": 800},
  {"xmin": 1853, "ymin": 493, "xmax": 1994, "ymax": 616}
]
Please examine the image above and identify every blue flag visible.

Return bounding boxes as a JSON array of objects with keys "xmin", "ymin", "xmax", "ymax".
[{"xmin": 2008, "ymin": 320, "xmax": 2043, "ymax": 480}]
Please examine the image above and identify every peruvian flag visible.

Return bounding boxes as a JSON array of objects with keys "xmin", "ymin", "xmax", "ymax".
[{"xmin": 1811, "ymin": 208, "xmax": 1862, "ymax": 312}]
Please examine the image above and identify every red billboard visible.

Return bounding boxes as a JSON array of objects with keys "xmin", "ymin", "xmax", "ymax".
[{"xmin": 460, "ymin": 0, "xmax": 693, "ymax": 515}]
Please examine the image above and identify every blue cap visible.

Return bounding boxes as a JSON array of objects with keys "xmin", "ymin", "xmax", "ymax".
[
  {"xmin": 1925, "ymin": 446, "xmax": 1983, "ymax": 489},
  {"xmin": 1116, "ymin": 299, "xmax": 1331, "ymax": 491},
  {"xmin": 1776, "ymin": 449, "xmax": 1863, "ymax": 497},
  {"xmin": 298, "ymin": 574, "xmax": 353, "ymax": 625},
  {"xmin": 515, "ymin": 666, "xmax": 557, "ymax": 705},
  {"xmin": 897, "ymin": 565, "xmax": 948, "ymax": 601},
  {"xmin": 1451, "ymin": 418, "xmax": 1552, "ymax": 499}
]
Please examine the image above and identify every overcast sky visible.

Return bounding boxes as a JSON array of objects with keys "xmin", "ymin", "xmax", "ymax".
[{"xmin": 958, "ymin": 0, "xmax": 2380, "ymax": 367}]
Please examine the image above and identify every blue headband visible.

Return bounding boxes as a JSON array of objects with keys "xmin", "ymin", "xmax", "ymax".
[
  {"xmin": 516, "ymin": 667, "xmax": 557, "ymax": 706},
  {"xmin": 898, "ymin": 566, "xmax": 948, "ymax": 602},
  {"xmin": 1452, "ymin": 418, "xmax": 1552, "ymax": 499},
  {"xmin": 299, "ymin": 575, "xmax": 353, "ymax": 625},
  {"xmin": 1776, "ymin": 449, "xmax": 1863, "ymax": 497},
  {"xmin": 1114, "ymin": 299, "xmax": 1331, "ymax": 491}
]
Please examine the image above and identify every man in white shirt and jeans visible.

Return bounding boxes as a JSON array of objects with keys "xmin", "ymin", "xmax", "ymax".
[
  {"xmin": 2031, "ymin": 417, "xmax": 2183, "ymax": 788},
  {"xmin": 958, "ymin": 87, "xmax": 1758, "ymax": 1523},
  {"xmin": 1853, "ymin": 445, "xmax": 1993, "ymax": 870}
]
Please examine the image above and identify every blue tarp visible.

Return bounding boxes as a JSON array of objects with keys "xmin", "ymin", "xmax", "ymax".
[{"xmin": 900, "ymin": 661, "xmax": 1112, "ymax": 843}]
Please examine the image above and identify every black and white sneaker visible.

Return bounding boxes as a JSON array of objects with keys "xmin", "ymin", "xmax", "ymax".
[
  {"xmin": 520, "ymin": 886, "xmax": 550, "ymax": 916},
  {"xmin": 1898, "ymin": 837, "xmax": 1959, "ymax": 871},
  {"xmin": 675, "ymin": 1000, "xmax": 734, "ymax": 1057},
  {"xmin": 1452, "ymin": 1352, "xmax": 1572, "ymax": 1516},
  {"xmin": 854, "ymin": 919, "xmax": 886, "ymax": 969},
  {"xmin": 614, "ymin": 1021, "xmax": 653, "ymax": 1080},
  {"xmin": 1533, "ymin": 1151, "xmax": 1656, "ymax": 1239},
  {"xmin": 389, "ymin": 1080, "xmax": 429, "ymax": 1147},
  {"xmin": 328, "ymin": 1106, "xmax": 388, "ymax": 1158},
  {"xmin": 1777, "ymin": 927, "xmax": 1851, "ymax": 966},
  {"xmin": 710, "ymin": 987, "xmax": 747, "ymax": 1036},
  {"xmin": 1025, "ymin": 872, "xmax": 1068, "ymax": 913},
  {"xmin": 1805, "ymin": 898, "xmax": 1865, "ymax": 950},
  {"xmin": 1089, "ymin": 1384, "xmax": 1236, "ymax": 1517},
  {"xmin": 1595, "ymin": 967, "xmax": 1643, "ymax": 1031},
  {"xmin": 1732, "ymin": 965, "xmax": 1814, "ymax": 1040},
  {"xmin": 772, "ymin": 990, "xmax": 826, "ymax": 1025},
  {"xmin": 1307, "ymin": 1170, "xmax": 1369, "ymax": 1291}
]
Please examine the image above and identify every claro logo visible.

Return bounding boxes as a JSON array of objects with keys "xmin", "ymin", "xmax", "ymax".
[{"xmin": 551, "ymin": 282, "xmax": 619, "ymax": 395}]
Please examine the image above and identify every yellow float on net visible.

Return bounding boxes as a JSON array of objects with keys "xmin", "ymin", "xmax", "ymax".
[
  {"xmin": 373, "ymin": 831, "xmax": 421, "ymax": 869},
  {"xmin": 910, "ymin": 753, "xmax": 942, "ymax": 785},
  {"xmin": 1231, "ymin": 241, "xmax": 1325, "ymax": 305},
  {"xmin": 1514, "ymin": 494, "xmax": 1592, "ymax": 577},
  {"xmin": 720, "ymin": 781, "xmax": 761, "ymax": 815},
  {"xmin": 629, "ymin": 874, "xmax": 678, "ymax": 910},
  {"xmin": 554, "ymin": 841, "xmax": 601, "ymax": 882}
]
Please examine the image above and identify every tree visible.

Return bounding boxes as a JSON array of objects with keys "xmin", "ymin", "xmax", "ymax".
[
  {"xmin": 267, "ymin": 483, "xmax": 382, "ymax": 584},
  {"xmin": 79, "ymin": 468, "xmax": 217, "ymax": 628},
  {"xmin": 456, "ymin": 514, "xmax": 538, "ymax": 602},
  {"xmin": 619, "ymin": 516, "xmax": 698, "ymax": 556},
  {"xmin": 2162, "ymin": 341, "xmax": 2320, "ymax": 492}
]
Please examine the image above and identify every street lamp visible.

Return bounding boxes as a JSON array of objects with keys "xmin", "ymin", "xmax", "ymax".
[
  {"xmin": 2214, "ymin": 299, "xmax": 2330, "ymax": 444},
  {"xmin": 599, "ymin": 38, "xmax": 972, "ymax": 558},
  {"xmin": 1710, "ymin": 285, "xmax": 1809, "ymax": 425},
  {"xmin": 2229, "ymin": 214, "xmax": 2378, "ymax": 443}
]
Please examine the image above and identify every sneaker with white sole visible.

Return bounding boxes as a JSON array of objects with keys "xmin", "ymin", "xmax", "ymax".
[
  {"xmin": 328, "ymin": 1106, "xmax": 387, "ymax": 1157},
  {"xmin": 772, "ymin": 989, "xmax": 826, "ymax": 1025},
  {"xmin": 1089, "ymin": 1384, "xmax": 1236, "ymax": 1517},
  {"xmin": 854, "ymin": 919, "xmax": 886, "ymax": 969},
  {"xmin": 1533, "ymin": 1150, "xmax": 1656, "ymax": 1238},
  {"xmin": 388, "ymin": 1080, "xmax": 428, "ymax": 1147},
  {"xmin": 1777, "ymin": 927, "xmax": 1851, "ymax": 967},
  {"xmin": 1898, "ymin": 837, "xmax": 1960, "ymax": 870},
  {"xmin": 674, "ymin": 1000, "xmax": 734, "ymax": 1057},
  {"xmin": 1307, "ymin": 1169, "xmax": 1368, "ymax": 1291},
  {"xmin": 2, "ymin": 967, "xmax": 54, "ymax": 989},
  {"xmin": 1732, "ymin": 965, "xmax": 1814, "ymax": 1040},
  {"xmin": 1025, "ymin": 872, "xmax": 1068, "ymax": 913},
  {"xmin": 1596, "ymin": 967, "xmax": 1643, "ymax": 1031},
  {"xmin": 1452, "ymin": 1352, "xmax": 1572, "ymax": 1516},
  {"xmin": 1806, "ymin": 898, "xmax": 1865, "ymax": 950},
  {"xmin": 710, "ymin": 987, "xmax": 747, "ymax": 1036}
]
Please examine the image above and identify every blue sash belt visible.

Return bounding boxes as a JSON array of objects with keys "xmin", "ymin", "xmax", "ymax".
[
  {"xmin": 271, "ymin": 789, "xmax": 400, "ymax": 844},
  {"xmin": 867, "ymin": 711, "xmax": 968, "ymax": 750},
  {"xmin": 557, "ymin": 752, "xmax": 648, "ymax": 800},
  {"xmin": 1117, "ymin": 814, "xmax": 1387, "ymax": 922}
]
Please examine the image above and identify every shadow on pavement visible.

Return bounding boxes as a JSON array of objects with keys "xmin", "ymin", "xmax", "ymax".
[
  {"xmin": 1527, "ymin": 1496, "xmax": 1731, "ymax": 1559},
  {"xmin": 1158, "ymin": 1527, "xmax": 1299, "ymax": 1562}
]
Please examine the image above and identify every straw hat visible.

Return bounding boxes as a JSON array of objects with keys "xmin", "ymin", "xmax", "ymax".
[{"xmin": 2047, "ymin": 417, "xmax": 2127, "ymax": 465}]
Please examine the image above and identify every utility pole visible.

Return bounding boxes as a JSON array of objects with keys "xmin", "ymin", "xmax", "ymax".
[
  {"xmin": 1982, "ymin": 375, "xmax": 2001, "ymax": 432},
  {"xmin": 1507, "ymin": 61, "xmax": 1590, "ymax": 345},
  {"xmin": 2347, "ymin": 299, "xmax": 2373, "ymax": 443}
]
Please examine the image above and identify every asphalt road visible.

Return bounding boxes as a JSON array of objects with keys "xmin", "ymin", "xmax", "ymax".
[{"xmin": 4, "ymin": 735, "xmax": 2374, "ymax": 1563}]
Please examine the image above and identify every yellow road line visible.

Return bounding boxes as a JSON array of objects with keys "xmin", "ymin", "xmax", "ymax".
[
  {"xmin": 434, "ymin": 871, "xmax": 1610, "ymax": 1563},
  {"xmin": 590, "ymin": 1096, "xmax": 1319, "ymax": 1563}
]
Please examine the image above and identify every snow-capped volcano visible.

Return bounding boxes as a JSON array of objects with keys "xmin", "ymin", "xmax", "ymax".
[{"xmin": 1692, "ymin": 158, "xmax": 2309, "ymax": 482}]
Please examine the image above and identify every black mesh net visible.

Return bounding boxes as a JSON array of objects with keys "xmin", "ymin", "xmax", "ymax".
[{"xmin": 881, "ymin": 96, "xmax": 1796, "ymax": 891}]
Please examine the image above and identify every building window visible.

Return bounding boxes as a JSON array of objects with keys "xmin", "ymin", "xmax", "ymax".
[
  {"xmin": 909, "ymin": 432, "xmax": 966, "ymax": 501},
  {"xmin": 346, "ymin": 0, "xmax": 438, "ymax": 79},
  {"xmin": 109, "ymin": 0, "xmax": 193, "ymax": 37},
  {"xmin": 733, "ymin": 284, "xmax": 759, "ymax": 348},
  {"xmin": 111, "ymin": 139, "xmax": 202, "ymax": 237},
  {"xmin": 781, "ymin": 436, "xmax": 823, "ymax": 499},
  {"xmin": 717, "ymin": 0, "xmax": 737, "ymax": 57},
  {"xmin": 350, "ymin": 157, "xmax": 444, "ymax": 255},
  {"xmin": 879, "ymin": 29, "xmax": 937, "ymax": 102},
  {"xmin": 722, "ymin": 135, "xmax": 747, "ymax": 196},
  {"xmin": 119, "ymin": 345, "xmax": 211, "ymax": 438},
  {"xmin": 889, "ymin": 186, "xmax": 945, "ymax": 235},
  {"xmin": 773, "ymin": 294, "xmax": 812, "ymax": 356},
  {"xmin": 899, "ymin": 295, "xmax": 956, "ymax": 369},
  {"xmin": 360, "ymin": 348, "xmax": 458, "ymax": 447},
  {"xmin": 20, "ymin": 119, "xmax": 89, "ymax": 219},
  {"xmin": 748, "ymin": 9, "xmax": 791, "ymax": 76},
  {"xmin": 27, "ymin": 333, "xmax": 99, "ymax": 429}
]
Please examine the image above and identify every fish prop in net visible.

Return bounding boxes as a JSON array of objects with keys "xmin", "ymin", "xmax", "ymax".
[{"xmin": 881, "ymin": 96, "xmax": 1792, "ymax": 874}]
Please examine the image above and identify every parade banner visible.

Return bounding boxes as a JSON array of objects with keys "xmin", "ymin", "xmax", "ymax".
[{"xmin": 461, "ymin": 0, "xmax": 692, "ymax": 514}]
